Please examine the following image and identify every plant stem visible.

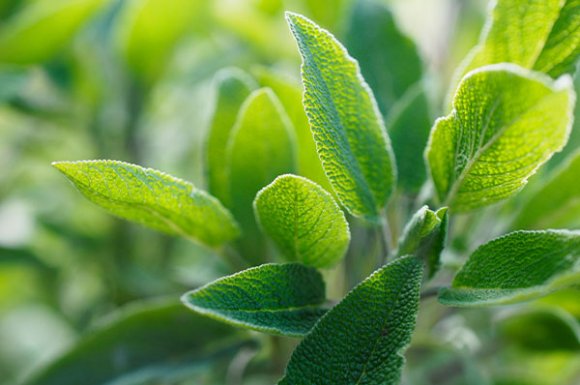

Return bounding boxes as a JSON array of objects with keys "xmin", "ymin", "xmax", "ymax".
[{"xmin": 378, "ymin": 214, "xmax": 393, "ymax": 265}]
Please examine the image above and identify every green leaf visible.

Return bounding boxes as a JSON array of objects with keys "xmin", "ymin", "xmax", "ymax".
[
  {"xmin": 182, "ymin": 263, "xmax": 327, "ymax": 337},
  {"xmin": 254, "ymin": 68, "xmax": 330, "ymax": 191},
  {"xmin": 227, "ymin": 88, "xmax": 296, "ymax": 262},
  {"xmin": 0, "ymin": 0, "xmax": 104, "ymax": 64},
  {"xmin": 387, "ymin": 84, "xmax": 433, "ymax": 192},
  {"xmin": 498, "ymin": 307, "xmax": 580, "ymax": 351},
  {"xmin": 278, "ymin": 256, "xmax": 423, "ymax": 385},
  {"xmin": 439, "ymin": 230, "xmax": 580, "ymax": 307},
  {"xmin": 513, "ymin": 150, "xmax": 580, "ymax": 230},
  {"xmin": 53, "ymin": 160, "xmax": 239, "ymax": 247},
  {"xmin": 456, "ymin": 0, "xmax": 580, "ymax": 80},
  {"xmin": 345, "ymin": 0, "xmax": 423, "ymax": 115},
  {"xmin": 254, "ymin": 174, "xmax": 350, "ymax": 268},
  {"xmin": 426, "ymin": 64, "xmax": 575, "ymax": 212},
  {"xmin": 397, "ymin": 206, "xmax": 448, "ymax": 279},
  {"xmin": 116, "ymin": 0, "xmax": 209, "ymax": 84},
  {"xmin": 206, "ymin": 68, "xmax": 256, "ymax": 206},
  {"xmin": 286, "ymin": 12, "xmax": 396, "ymax": 221},
  {"xmin": 24, "ymin": 299, "xmax": 252, "ymax": 385}
]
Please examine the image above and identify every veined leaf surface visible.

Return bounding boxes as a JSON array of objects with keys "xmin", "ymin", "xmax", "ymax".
[
  {"xmin": 53, "ymin": 160, "xmax": 239, "ymax": 247},
  {"xmin": 439, "ymin": 230, "xmax": 580, "ymax": 306},
  {"xmin": 227, "ymin": 88, "xmax": 296, "ymax": 262},
  {"xmin": 278, "ymin": 256, "xmax": 422, "ymax": 385},
  {"xmin": 513, "ymin": 150, "xmax": 580, "ymax": 230},
  {"xmin": 426, "ymin": 64, "xmax": 575, "ymax": 212},
  {"xmin": 206, "ymin": 68, "xmax": 256, "ymax": 206},
  {"xmin": 182, "ymin": 263, "xmax": 327, "ymax": 337},
  {"xmin": 286, "ymin": 12, "xmax": 396, "ymax": 221},
  {"xmin": 254, "ymin": 174, "xmax": 349, "ymax": 268}
]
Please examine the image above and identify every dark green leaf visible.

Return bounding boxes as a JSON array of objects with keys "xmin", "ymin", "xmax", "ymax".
[
  {"xmin": 53, "ymin": 160, "xmax": 240, "ymax": 247},
  {"xmin": 287, "ymin": 12, "xmax": 396, "ymax": 221},
  {"xmin": 279, "ymin": 256, "xmax": 423, "ymax": 385},
  {"xmin": 182, "ymin": 263, "xmax": 327, "ymax": 337},
  {"xmin": 254, "ymin": 174, "xmax": 350, "ymax": 268},
  {"xmin": 439, "ymin": 230, "xmax": 580, "ymax": 306}
]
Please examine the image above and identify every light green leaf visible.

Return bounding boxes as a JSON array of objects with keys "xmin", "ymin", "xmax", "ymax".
[
  {"xmin": 0, "ymin": 0, "xmax": 104, "ymax": 64},
  {"xmin": 206, "ymin": 68, "xmax": 256, "ymax": 206},
  {"xmin": 498, "ymin": 307, "xmax": 580, "ymax": 351},
  {"xmin": 439, "ymin": 230, "xmax": 580, "ymax": 307},
  {"xmin": 345, "ymin": 0, "xmax": 423, "ymax": 115},
  {"xmin": 116, "ymin": 0, "xmax": 209, "ymax": 84},
  {"xmin": 24, "ymin": 299, "xmax": 252, "ymax": 385},
  {"xmin": 278, "ymin": 256, "xmax": 423, "ymax": 385},
  {"xmin": 254, "ymin": 68, "xmax": 330, "ymax": 191},
  {"xmin": 387, "ymin": 84, "xmax": 432, "ymax": 192},
  {"xmin": 397, "ymin": 206, "xmax": 448, "ymax": 278},
  {"xmin": 513, "ymin": 150, "xmax": 580, "ymax": 229},
  {"xmin": 182, "ymin": 263, "xmax": 327, "ymax": 337},
  {"xmin": 254, "ymin": 174, "xmax": 349, "ymax": 268},
  {"xmin": 53, "ymin": 160, "xmax": 239, "ymax": 247},
  {"xmin": 227, "ymin": 88, "xmax": 296, "ymax": 262},
  {"xmin": 286, "ymin": 12, "xmax": 396, "ymax": 221},
  {"xmin": 426, "ymin": 64, "xmax": 575, "ymax": 212},
  {"xmin": 456, "ymin": 0, "xmax": 580, "ymax": 80}
]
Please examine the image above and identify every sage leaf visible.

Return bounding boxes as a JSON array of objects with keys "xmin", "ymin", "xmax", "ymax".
[
  {"xmin": 0, "ymin": 0, "xmax": 104, "ymax": 64},
  {"xmin": 457, "ymin": 0, "xmax": 580, "ymax": 80},
  {"xmin": 227, "ymin": 88, "xmax": 296, "ymax": 262},
  {"xmin": 206, "ymin": 68, "xmax": 256, "ymax": 206},
  {"xmin": 439, "ymin": 230, "xmax": 580, "ymax": 307},
  {"xmin": 278, "ymin": 256, "xmax": 422, "ymax": 385},
  {"xmin": 426, "ymin": 64, "xmax": 575, "ymax": 212},
  {"xmin": 181, "ymin": 263, "xmax": 327, "ymax": 337},
  {"xmin": 24, "ymin": 299, "xmax": 252, "ymax": 385},
  {"xmin": 345, "ymin": 0, "xmax": 423, "ymax": 115},
  {"xmin": 286, "ymin": 12, "xmax": 396, "ymax": 221},
  {"xmin": 513, "ymin": 150, "xmax": 580, "ymax": 230},
  {"xmin": 397, "ymin": 206, "xmax": 448, "ymax": 279},
  {"xmin": 254, "ymin": 174, "xmax": 350, "ymax": 268},
  {"xmin": 53, "ymin": 160, "xmax": 240, "ymax": 247}
]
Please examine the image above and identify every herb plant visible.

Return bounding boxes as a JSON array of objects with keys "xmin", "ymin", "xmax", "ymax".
[{"xmin": 14, "ymin": 0, "xmax": 580, "ymax": 384}]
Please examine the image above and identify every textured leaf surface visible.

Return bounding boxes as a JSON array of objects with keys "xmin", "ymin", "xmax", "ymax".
[
  {"xmin": 426, "ymin": 64, "xmax": 575, "ymax": 212},
  {"xmin": 278, "ymin": 256, "xmax": 422, "ymax": 385},
  {"xmin": 182, "ymin": 263, "xmax": 327, "ymax": 337},
  {"xmin": 0, "ymin": 0, "xmax": 104, "ymax": 64},
  {"xmin": 254, "ymin": 175, "xmax": 349, "ymax": 268},
  {"xmin": 513, "ymin": 150, "xmax": 580, "ymax": 229},
  {"xmin": 439, "ymin": 230, "xmax": 580, "ymax": 306},
  {"xmin": 287, "ymin": 12, "xmax": 396, "ymax": 221},
  {"xmin": 345, "ymin": 0, "xmax": 423, "ymax": 115},
  {"xmin": 397, "ymin": 206, "xmax": 448, "ymax": 278},
  {"xmin": 457, "ymin": 0, "xmax": 580, "ymax": 79},
  {"xmin": 206, "ymin": 68, "xmax": 256, "ymax": 205},
  {"xmin": 53, "ymin": 160, "xmax": 239, "ymax": 247},
  {"xmin": 24, "ymin": 299, "xmax": 251, "ymax": 385},
  {"xmin": 227, "ymin": 88, "xmax": 296, "ymax": 262}
]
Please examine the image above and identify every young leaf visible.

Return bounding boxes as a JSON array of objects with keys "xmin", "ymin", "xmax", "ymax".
[
  {"xmin": 439, "ymin": 230, "xmax": 580, "ymax": 307},
  {"xmin": 278, "ymin": 256, "xmax": 423, "ymax": 385},
  {"xmin": 397, "ymin": 206, "xmax": 448, "ymax": 278},
  {"xmin": 206, "ymin": 68, "xmax": 256, "ymax": 206},
  {"xmin": 513, "ymin": 150, "xmax": 580, "ymax": 230},
  {"xmin": 24, "ymin": 299, "xmax": 252, "ymax": 385},
  {"xmin": 53, "ymin": 160, "xmax": 240, "ymax": 247},
  {"xmin": 227, "ymin": 88, "xmax": 296, "ymax": 262},
  {"xmin": 345, "ymin": 0, "xmax": 423, "ymax": 115},
  {"xmin": 181, "ymin": 263, "xmax": 327, "ymax": 337},
  {"xmin": 426, "ymin": 64, "xmax": 575, "ymax": 212},
  {"xmin": 286, "ymin": 12, "xmax": 396, "ymax": 221},
  {"xmin": 0, "ymin": 0, "xmax": 104, "ymax": 64},
  {"xmin": 254, "ymin": 174, "xmax": 350, "ymax": 268},
  {"xmin": 456, "ymin": 0, "xmax": 580, "ymax": 80}
]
